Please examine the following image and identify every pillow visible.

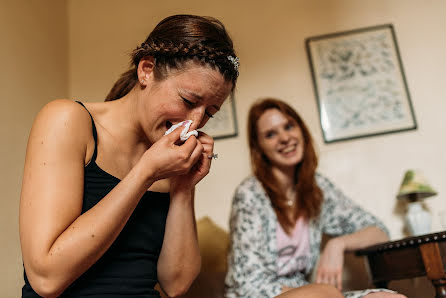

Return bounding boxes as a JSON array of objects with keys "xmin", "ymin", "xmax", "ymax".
[
  {"xmin": 157, "ymin": 217, "xmax": 230, "ymax": 298},
  {"xmin": 173, "ymin": 217, "xmax": 229, "ymax": 298},
  {"xmin": 196, "ymin": 216, "xmax": 229, "ymax": 273}
]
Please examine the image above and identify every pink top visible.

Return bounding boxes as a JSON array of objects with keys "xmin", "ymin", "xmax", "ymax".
[{"xmin": 276, "ymin": 217, "xmax": 310, "ymax": 276}]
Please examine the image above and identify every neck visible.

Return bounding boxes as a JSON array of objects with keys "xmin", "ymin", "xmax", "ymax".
[
  {"xmin": 106, "ymin": 89, "xmax": 152, "ymax": 149},
  {"xmin": 271, "ymin": 165, "xmax": 297, "ymax": 206},
  {"xmin": 272, "ymin": 165, "xmax": 296, "ymax": 192}
]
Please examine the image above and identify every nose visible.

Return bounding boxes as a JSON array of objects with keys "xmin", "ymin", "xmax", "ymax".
[
  {"xmin": 278, "ymin": 130, "xmax": 290, "ymax": 143},
  {"xmin": 188, "ymin": 107, "xmax": 207, "ymax": 130}
]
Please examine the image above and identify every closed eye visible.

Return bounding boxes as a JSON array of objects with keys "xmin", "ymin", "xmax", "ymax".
[
  {"xmin": 182, "ymin": 97, "xmax": 195, "ymax": 106},
  {"xmin": 182, "ymin": 96, "xmax": 214, "ymax": 118}
]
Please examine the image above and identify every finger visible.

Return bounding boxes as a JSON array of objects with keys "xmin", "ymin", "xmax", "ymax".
[
  {"xmin": 336, "ymin": 270, "xmax": 342, "ymax": 291},
  {"xmin": 201, "ymin": 142, "xmax": 214, "ymax": 157},
  {"xmin": 170, "ymin": 137, "xmax": 198, "ymax": 171},
  {"xmin": 315, "ymin": 271, "xmax": 324, "ymax": 284},
  {"xmin": 322, "ymin": 275, "xmax": 329, "ymax": 285},
  {"xmin": 321, "ymin": 272, "xmax": 331, "ymax": 285},
  {"xmin": 197, "ymin": 132, "xmax": 214, "ymax": 150},
  {"xmin": 315, "ymin": 270, "xmax": 323, "ymax": 284},
  {"xmin": 164, "ymin": 124, "xmax": 184, "ymax": 143},
  {"xmin": 188, "ymin": 140, "xmax": 204, "ymax": 166},
  {"xmin": 178, "ymin": 134, "xmax": 198, "ymax": 152},
  {"xmin": 327, "ymin": 273, "xmax": 336, "ymax": 288},
  {"xmin": 197, "ymin": 133, "xmax": 214, "ymax": 158},
  {"xmin": 196, "ymin": 131, "xmax": 213, "ymax": 144}
]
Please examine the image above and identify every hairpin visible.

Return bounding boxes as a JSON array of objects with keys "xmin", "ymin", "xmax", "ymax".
[{"xmin": 227, "ymin": 56, "xmax": 240, "ymax": 73}]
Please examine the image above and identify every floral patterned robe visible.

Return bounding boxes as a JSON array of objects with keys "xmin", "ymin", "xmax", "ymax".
[{"xmin": 224, "ymin": 174, "xmax": 396, "ymax": 298}]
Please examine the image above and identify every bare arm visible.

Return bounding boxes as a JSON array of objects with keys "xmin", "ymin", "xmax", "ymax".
[
  {"xmin": 315, "ymin": 174, "xmax": 390, "ymax": 290},
  {"xmin": 157, "ymin": 189, "xmax": 201, "ymax": 297},
  {"xmin": 316, "ymin": 226, "xmax": 389, "ymax": 290},
  {"xmin": 334, "ymin": 225, "xmax": 389, "ymax": 252},
  {"xmin": 156, "ymin": 133, "xmax": 214, "ymax": 297},
  {"xmin": 20, "ymin": 100, "xmax": 200, "ymax": 297},
  {"xmin": 281, "ymin": 228, "xmax": 379, "ymax": 294}
]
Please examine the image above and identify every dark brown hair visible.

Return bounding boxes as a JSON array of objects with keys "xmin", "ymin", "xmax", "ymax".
[
  {"xmin": 105, "ymin": 14, "xmax": 238, "ymax": 101},
  {"xmin": 247, "ymin": 98, "xmax": 323, "ymax": 232}
]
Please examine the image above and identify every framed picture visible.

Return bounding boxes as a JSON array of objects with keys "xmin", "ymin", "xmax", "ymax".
[
  {"xmin": 306, "ymin": 24, "xmax": 417, "ymax": 143},
  {"xmin": 201, "ymin": 93, "xmax": 238, "ymax": 140}
]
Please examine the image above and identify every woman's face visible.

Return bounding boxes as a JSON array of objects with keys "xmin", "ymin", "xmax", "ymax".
[
  {"xmin": 256, "ymin": 109, "xmax": 305, "ymax": 170},
  {"xmin": 140, "ymin": 63, "xmax": 232, "ymax": 144}
]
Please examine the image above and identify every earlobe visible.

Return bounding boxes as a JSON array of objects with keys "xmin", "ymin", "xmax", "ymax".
[{"xmin": 137, "ymin": 56, "xmax": 155, "ymax": 84}]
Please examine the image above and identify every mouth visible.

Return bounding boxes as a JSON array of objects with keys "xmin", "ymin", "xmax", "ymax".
[{"xmin": 279, "ymin": 144, "xmax": 297, "ymax": 154}]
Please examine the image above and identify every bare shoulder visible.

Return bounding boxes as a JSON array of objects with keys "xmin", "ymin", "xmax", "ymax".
[
  {"xmin": 33, "ymin": 99, "xmax": 92, "ymax": 134},
  {"xmin": 29, "ymin": 99, "xmax": 94, "ymax": 159}
]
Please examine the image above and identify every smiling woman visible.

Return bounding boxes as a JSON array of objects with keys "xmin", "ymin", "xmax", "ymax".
[
  {"xmin": 19, "ymin": 14, "xmax": 238, "ymax": 298},
  {"xmin": 225, "ymin": 98, "xmax": 406, "ymax": 298}
]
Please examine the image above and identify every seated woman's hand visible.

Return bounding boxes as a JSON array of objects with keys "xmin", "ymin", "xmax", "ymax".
[{"xmin": 315, "ymin": 237, "xmax": 345, "ymax": 291}]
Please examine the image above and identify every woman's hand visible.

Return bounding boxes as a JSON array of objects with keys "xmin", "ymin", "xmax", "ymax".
[
  {"xmin": 170, "ymin": 131, "xmax": 214, "ymax": 195},
  {"xmin": 139, "ymin": 126, "xmax": 204, "ymax": 186},
  {"xmin": 315, "ymin": 237, "xmax": 345, "ymax": 291}
]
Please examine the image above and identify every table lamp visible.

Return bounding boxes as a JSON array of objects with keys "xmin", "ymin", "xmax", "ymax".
[{"xmin": 397, "ymin": 170, "xmax": 437, "ymax": 236}]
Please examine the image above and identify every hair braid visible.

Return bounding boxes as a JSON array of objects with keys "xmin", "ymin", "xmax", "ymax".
[
  {"xmin": 106, "ymin": 14, "xmax": 238, "ymax": 101},
  {"xmin": 132, "ymin": 41, "xmax": 236, "ymax": 78}
]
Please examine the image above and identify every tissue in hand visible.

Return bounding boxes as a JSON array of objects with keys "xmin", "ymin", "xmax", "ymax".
[{"xmin": 164, "ymin": 120, "xmax": 198, "ymax": 141}]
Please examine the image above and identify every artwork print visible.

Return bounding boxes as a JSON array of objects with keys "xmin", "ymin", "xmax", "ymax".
[
  {"xmin": 201, "ymin": 94, "xmax": 238, "ymax": 140},
  {"xmin": 306, "ymin": 24, "xmax": 417, "ymax": 143}
]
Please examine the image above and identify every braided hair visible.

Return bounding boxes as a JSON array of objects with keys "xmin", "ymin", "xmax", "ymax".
[{"xmin": 105, "ymin": 14, "xmax": 239, "ymax": 101}]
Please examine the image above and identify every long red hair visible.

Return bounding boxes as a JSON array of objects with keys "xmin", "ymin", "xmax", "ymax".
[{"xmin": 247, "ymin": 98, "xmax": 323, "ymax": 231}]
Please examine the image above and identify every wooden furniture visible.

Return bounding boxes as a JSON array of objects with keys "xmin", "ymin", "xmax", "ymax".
[{"xmin": 356, "ymin": 231, "xmax": 446, "ymax": 298}]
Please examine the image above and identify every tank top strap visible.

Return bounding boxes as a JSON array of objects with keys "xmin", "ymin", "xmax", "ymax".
[{"xmin": 75, "ymin": 101, "xmax": 98, "ymax": 163}]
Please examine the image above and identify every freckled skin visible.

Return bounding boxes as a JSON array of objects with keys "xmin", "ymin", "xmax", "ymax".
[{"xmin": 19, "ymin": 61, "xmax": 231, "ymax": 297}]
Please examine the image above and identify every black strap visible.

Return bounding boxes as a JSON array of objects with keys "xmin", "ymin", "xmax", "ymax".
[{"xmin": 76, "ymin": 101, "xmax": 98, "ymax": 163}]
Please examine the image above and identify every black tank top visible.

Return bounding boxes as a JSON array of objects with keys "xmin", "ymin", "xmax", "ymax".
[{"xmin": 22, "ymin": 101, "xmax": 170, "ymax": 297}]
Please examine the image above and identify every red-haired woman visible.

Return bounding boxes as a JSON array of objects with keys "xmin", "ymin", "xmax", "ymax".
[{"xmin": 225, "ymin": 98, "xmax": 406, "ymax": 298}]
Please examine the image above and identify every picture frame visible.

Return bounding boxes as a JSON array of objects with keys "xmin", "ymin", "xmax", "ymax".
[
  {"xmin": 306, "ymin": 24, "xmax": 417, "ymax": 143},
  {"xmin": 201, "ymin": 93, "xmax": 238, "ymax": 140}
]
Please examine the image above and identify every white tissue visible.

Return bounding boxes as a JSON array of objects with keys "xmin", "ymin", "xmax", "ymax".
[{"xmin": 164, "ymin": 120, "xmax": 198, "ymax": 141}]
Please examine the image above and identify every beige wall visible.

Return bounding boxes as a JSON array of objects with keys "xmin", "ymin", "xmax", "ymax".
[
  {"xmin": 68, "ymin": 0, "xmax": 446, "ymax": 238},
  {"xmin": 3, "ymin": 0, "xmax": 446, "ymax": 296},
  {"xmin": 0, "ymin": 0, "xmax": 68, "ymax": 296}
]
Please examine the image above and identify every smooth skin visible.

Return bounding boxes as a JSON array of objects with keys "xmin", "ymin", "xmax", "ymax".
[
  {"xmin": 256, "ymin": 109, "xmax": 406, "ymax": 298},
  {"xmin": 19, "ymin": 58, "xmax": 232, "ymax": 297},
  {"xmin": 277, "ymin": 284, "xmax": 343, "ymax": 298}
]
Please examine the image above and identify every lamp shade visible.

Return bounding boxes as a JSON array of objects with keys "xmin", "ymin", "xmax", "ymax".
[{"xmin": 397, "ymin": 170, "xmax": 437, "ymax": 200}]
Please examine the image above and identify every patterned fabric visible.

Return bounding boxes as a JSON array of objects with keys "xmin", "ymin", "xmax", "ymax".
[{"xmin": 224, "ymin": 173, "xmax": 390, "ymax": 298}]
